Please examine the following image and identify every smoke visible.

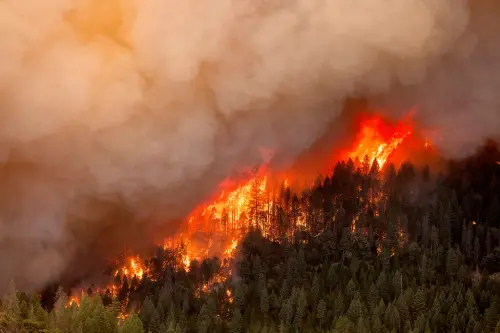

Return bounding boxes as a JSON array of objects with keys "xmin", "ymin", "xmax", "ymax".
[
  {"xmin": 376, "ymin": 0, "xmax": 500, "ymax": 158},
  {"xmin": 0, "ymin": 0, "xmax": 483, "ymax": 292}
]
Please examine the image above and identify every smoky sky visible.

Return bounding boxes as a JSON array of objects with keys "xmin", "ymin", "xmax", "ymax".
[{"xmin": 0, "ymin": 0, "xmax": 498, "ymax": 293}]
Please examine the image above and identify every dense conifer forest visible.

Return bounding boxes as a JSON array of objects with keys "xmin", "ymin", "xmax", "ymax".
[{"xmin": 2, "ymin": 143, "xmax": 500, "ymax": 333}]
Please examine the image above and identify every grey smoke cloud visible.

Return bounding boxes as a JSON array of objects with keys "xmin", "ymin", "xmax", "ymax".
[
  {"xmin": 0, "ymin": 0, "xmax": 485, "ymax": 292},
  {"xmin": 377, "ymin": 0, "xmax": 500, "ymax": 158}
]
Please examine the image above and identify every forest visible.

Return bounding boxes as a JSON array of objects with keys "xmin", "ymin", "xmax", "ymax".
[{"xmin": 2, "ymin": 142, "xmax": 500, "ymax": 333}]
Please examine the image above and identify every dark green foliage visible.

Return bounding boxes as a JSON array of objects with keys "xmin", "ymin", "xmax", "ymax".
[{"xmin": 6, "ymin": 151, "xmax": 500, "ymax": 332}]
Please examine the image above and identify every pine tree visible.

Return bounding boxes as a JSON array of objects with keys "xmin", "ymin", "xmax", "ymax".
[
  {"xmin": 392, "ymin": 270, "xmax": 402, "ymax": 297},
  {"xmin": 311, "ymin": 275, "xmax": 320, "ymax": 305},
  {"xmin": 297, "ymin": 248, "xmax": 306, "ymax": 278},
  {"xmin": 446, "ymin": 247, "xmax": 459, "ymax": 279},
  {"xmin": 371, "ymin": 316, "xmax": 382, "ymax": 333},
  {"xmin": 261, "ymin": 284, "xmax": 269, "ymax": 317},
  {"xmin": 293, "ymin": 289, "xmax": 307, "ymax": 330},
  {"xmin": 346, "ymin": 298, "xmax": 364, "ymax": 323},
  {"xmin": 367, "ymin": 283, "xmax": 380, "ymax": 312},
  {"xmin": 234, "ymin": 282, "xmax": 245, "ymax": 310},
  {"xmin": 396, "ymin": 295, "xmax": 410, "ymax": 324},
  {"xmin": 278, "ymin": 299, "xmax": 289, "ymax": 325},
  {"xmin": 431, "ymin": 226, "xmax": 439, "ymax": 254},
  {"xmin": 119, "ymin": 314, "xmax": 144, "ymax": 333},
  {"xmin": 252, "ymin": 256, "xmax": 262, "ymax": 281},
  {"xmin": 110, "ymin": 298, "xmax": 122, "ymax": 318},
  {"xmin": 345, "ymin": 279, "xmax": 356, "ymax": 300},
  {"xmin": 327, "ymin": 264, "xmax": 336, "ymax": 293},
  {"xmin": 1, "ymin": 280, "xmax": 21, "ymax": 331},
  {"xmin": 316, "ymin": 299, "xmax": 326, "ymax": 330},
  {"xmin": 474, "ymin": 236, "xmax": 481, "ymax": 268},
  {"xmin": 148, "ymin": 308, "xmax": 161, "ymax": 333},
  {"xmin": 229, "ymin": 308, "xmax": 243, "ymax": 333},
  {"xmin": 439, "ymin": 201, "xmax": 452, "ymax": 247},
  {"xmin": 384, "ymin": 303, "xmax": 401, "ymax": 332},
  {"xmin": 484, "ymin": 300, "xmax": 500, "ymax": 332},
  {"xmin": 334, "ymin": 292, "xmax": 345, "ymax": 317},
  {"xmin": 279, "ymin": 279, "xmax": 289, "ymax": 302},
  {"xmin": 376, "ymin": 271, "xmax": 390, "ymax": 302},
  {"xmin": 140, "ymin": 297, "xmax": 155, "ymax": 330},
  {"xmin": 495, "ymin": 318, "xmax": 500, "ymax": 333},
  {"xmin": 331, "ymin": 316, "xmax": 354, "ymax": 333},
  {"xmin": 158, "ymin": 285, "xmax": 172, "ymax": 313},
  {"xmin": 197, "ymin": 304, "xmax": 210, "ymax": 333},
  {"xmin": 411, "ymin": 288, "xmax": 426, "ymax": 320}
]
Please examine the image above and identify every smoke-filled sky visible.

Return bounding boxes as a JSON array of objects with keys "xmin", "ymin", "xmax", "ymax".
[{"xmin": 0, "ymin": 0, "xmax": 498, "ymax": 293}]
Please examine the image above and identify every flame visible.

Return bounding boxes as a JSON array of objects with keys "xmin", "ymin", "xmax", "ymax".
[
  {"xmin": 163, "ymin": 113, "xmax": 413, "ymax": 273},
  {"xmin": 68, "ymin": 295, "xmax": 80, "ymax": 307},
  {"xmin": 77, "ymin": 111, "xmax": 416, "ymax": 313},
  {"xmin": 115, "ymin": 256, "xmax": 145, "ymax": 280},
  {"xmin": 65, "ymin": 289, "xmax": 86, "ymax": 308},
  {"xmin": 129, "ymin": 258, "xmax": 144, "ymax": 279},
  {"xmin": 183, "ymin": 254, "xmax": 191, "ymax": 271},
  {"xmin": 347, "ymin": 113, "xmax": 413, "ymax": 168},
  {"xmin": 223, "ymin": 238, "xmax": 238, "ymax": 257}
]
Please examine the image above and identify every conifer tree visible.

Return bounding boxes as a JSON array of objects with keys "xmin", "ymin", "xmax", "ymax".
[
  {"xmin": 261, "ymin": 284, "xmax": 269, "ymax": 318},
  {"xmin": 316, "ymin": 299, "xmax": 326, "ymax": 330},
  {"xmin": 234, "ymin": 282, "xmax": 245, "ymax": 310},
  {"xmin": 311, "ymin": 274, "xmax": 320, "ymax": 305},
  {"xmin": 446, "ymin": 247, "xmax": 459, "ymax": 278},
  {"xmin": 120, "ymin": 314, "xmax": 144, "ymax": 333},
  {"xmin": 411, "ymin": 288, "xmax": 426, "ymax": 320},
  {"xmin": 229, "ymin": 308, "xmax": 243, "ymax": 333}
]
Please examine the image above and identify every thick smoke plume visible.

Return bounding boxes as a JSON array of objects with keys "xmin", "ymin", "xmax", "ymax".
[
  {"xmin": 0, "ymin": 0, "xmax": 493, "ymax": 292},
  {"xmin": 377, "ymin": 0, "xmax": 500, "ymax": 157}
]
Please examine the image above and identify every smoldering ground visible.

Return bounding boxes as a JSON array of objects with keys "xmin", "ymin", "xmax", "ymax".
[{"xmin": 0, "ymin": 0, "xmax": 498, "ymax": 293}]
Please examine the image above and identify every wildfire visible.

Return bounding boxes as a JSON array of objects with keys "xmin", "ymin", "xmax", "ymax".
[
  {"xmin": 183, "ymin": 254, "xmax": 191, "ymax": 271},
  {"xmin": 114, "ymin": 256, "xmax": 145, "ymax": 280},
  {"xmin": 170, "ymin": 113, "xmax": 413, "ymax": 274},
  {"xmin": 348, "ymin": 115, "xmax": 413, "ymax": 168},
  {"xmin": 223, "ymin": 238, "xmax": 238, "ymax": 257},
  {"xmin": 201, "ymin": 172, "xmax": 269, "ymax": 234},
  {"xmin": 78, "ymin": 111, "xmax": 418, "ymax": 312},
  {"xmin": 68, "ymin": 295, "xmax": 80, "ymax": 307}
]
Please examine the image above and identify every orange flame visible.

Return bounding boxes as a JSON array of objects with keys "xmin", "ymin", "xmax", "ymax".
[
  {"xmin": 223, "ymin": 238, "xmax": 238, "ymax": 257},
  {"xmin": 99, "ymin": 111, "xmax": 416, "ymax": 309},
  {"xmin": 67, "ymin": 295, "xmax": 80, "ymax": 307},
  {"xmin": 348, "ymin": 114, "xmax": 413, "ymax": 168},
  {"xmin": 116, "ymin": 256, "xmax": 145, "ymax": 280}
]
